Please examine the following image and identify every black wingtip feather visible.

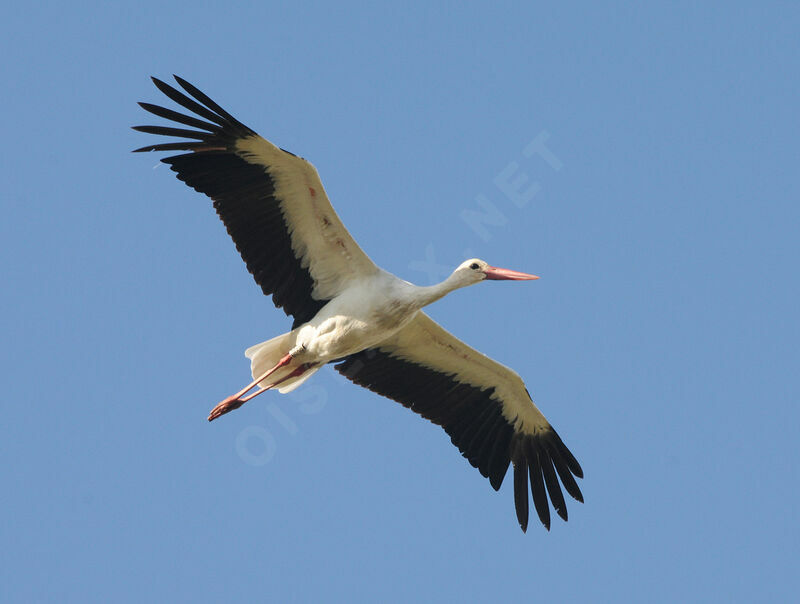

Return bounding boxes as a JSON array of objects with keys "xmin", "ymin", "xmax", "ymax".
[
  {"xmin": 131, "ymin": 125, "xmax": 211, "ymax": 140},
  {"xmin": 173, "ymin": 75, "xmax": 240, "ymax": 125},
  {"xmin": 137, "ymin": 101, "xmax": 221, "ymax": 132},
  {"xmin": 148, "ymin": 76, "xmax": 233, "ymax": 130},
  {"xmin": 513, "ymin": 455, "xmax": 529, "ymax": 532},
  {"xmin": 526, "ymin": 441, "xmax": 551, "ymax": 530},
  {"xmin": 549, "ymin": 427, "xmax": 584, "ymax": 478},
  {"xmin": 546, "ymin": 440, "xmax": 584, "ymax": 503},
  {"xmin": 132, "ymin": 141, "xmax": 214, "ymax": 153},
  {"xmin": 540, "ymin": 448, "xmax": 568, "ymax": 522}
]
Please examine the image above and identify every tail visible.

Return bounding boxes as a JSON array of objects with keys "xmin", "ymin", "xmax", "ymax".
[{"xmin": 244, "ymin": 331, "xmax": 321, "ymax": 394}]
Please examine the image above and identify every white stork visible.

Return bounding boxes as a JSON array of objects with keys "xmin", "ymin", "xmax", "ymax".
[{"xmin": 134, "ymin": 76, "xmax": 583, "ymax": 532}]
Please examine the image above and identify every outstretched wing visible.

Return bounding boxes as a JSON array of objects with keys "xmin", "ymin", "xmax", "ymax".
[
  {"xmin": 335, "ymin": 312, "xmax": 583, "ymax": 531},
  {"xmin": 134, "ymin": 76, "xmax": 378, "ymax": 327}
]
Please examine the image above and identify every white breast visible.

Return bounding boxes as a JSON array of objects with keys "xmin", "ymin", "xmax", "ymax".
[{"xmin": 296, "ymin": 272, "xmax": 420, "ymax": 361}]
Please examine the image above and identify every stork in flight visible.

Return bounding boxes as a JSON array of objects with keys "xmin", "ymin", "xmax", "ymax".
[{"xmin": 134, "ymin": 76, "xmax": 583, "ymax": 532}]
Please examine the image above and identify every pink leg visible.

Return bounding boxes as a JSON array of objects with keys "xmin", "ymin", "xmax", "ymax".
[
  {"xmin": 207, "ymin": 352, "xmax": 294, "ymax": 422},
  {"xmin": 258, "ymin": 363, "xmax": 314, "ymax": 392}
]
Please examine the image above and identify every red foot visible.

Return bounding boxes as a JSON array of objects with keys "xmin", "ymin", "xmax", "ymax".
[{"xmin": 208, "ymin": 395, "xmax": 245, "ymax": 422}]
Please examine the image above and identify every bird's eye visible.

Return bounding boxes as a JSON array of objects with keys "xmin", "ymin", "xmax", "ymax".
[{"xmin": 470, "ymin": 263, "xmax": 480, "ymax": 270}]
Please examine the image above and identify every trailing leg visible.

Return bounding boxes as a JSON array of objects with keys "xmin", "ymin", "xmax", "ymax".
[{"xmin": 207, "ymin": 352, "xmax": 293, "ymax": 421}]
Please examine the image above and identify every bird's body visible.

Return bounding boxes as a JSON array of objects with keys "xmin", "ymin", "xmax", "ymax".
[
  {"xmin": 240, "ymin": 270, "xmax": 426, "ymax": 396},
  {"xmin": 295, "ymin": 270, "xmax": 423, "ymax": 361},
  {"xmin": 134, "ymin": 76, "xmax": 584, "ymax": 532},
  {"xmin": 258, "ymin": 261, "xmax": 503, "ymax": 383}
]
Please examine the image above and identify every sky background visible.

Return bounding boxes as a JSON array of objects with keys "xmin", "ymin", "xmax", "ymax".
[{"xmin": 2, "ymin": 2, "xmax": 799, "ymax": 602}]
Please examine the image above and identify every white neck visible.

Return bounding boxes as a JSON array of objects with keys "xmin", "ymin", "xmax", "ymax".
[{"xmin": 411, "ymin": 271, "xmax": 474, "ymax": 309}]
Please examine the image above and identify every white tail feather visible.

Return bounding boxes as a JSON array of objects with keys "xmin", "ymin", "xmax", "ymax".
[
  {"xmin": 244, "ymin": 331, "xmax": 296, "ymax": 363},
  {"xmin": 244, "ymin": 330, "xmax": 321, "ymax": 394}
]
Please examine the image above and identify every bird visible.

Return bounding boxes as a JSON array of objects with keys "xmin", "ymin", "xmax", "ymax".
[{"xmin": 133, "ymin": 75, "xmax": 583, "ymax": 532}]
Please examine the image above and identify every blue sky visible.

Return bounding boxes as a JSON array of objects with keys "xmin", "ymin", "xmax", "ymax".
[{"xmin": 2, "ymin": 2, "xmax": 799, "ymax": 602}]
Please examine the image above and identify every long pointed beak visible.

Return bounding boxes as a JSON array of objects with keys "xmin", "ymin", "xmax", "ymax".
[{"xmin": 484, "ymin": 266, "xmax": 540, "ymax": 281}]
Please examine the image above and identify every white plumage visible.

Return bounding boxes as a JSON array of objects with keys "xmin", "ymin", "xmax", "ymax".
[{"xmin": 134, "ymin": 75, "xmax": 584, "ymax": 532}]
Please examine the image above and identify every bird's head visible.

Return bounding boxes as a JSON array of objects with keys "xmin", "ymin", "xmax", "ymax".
[{"xmin": 454, "ymin": 258, "xmax": 540, "ymax": 285}]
